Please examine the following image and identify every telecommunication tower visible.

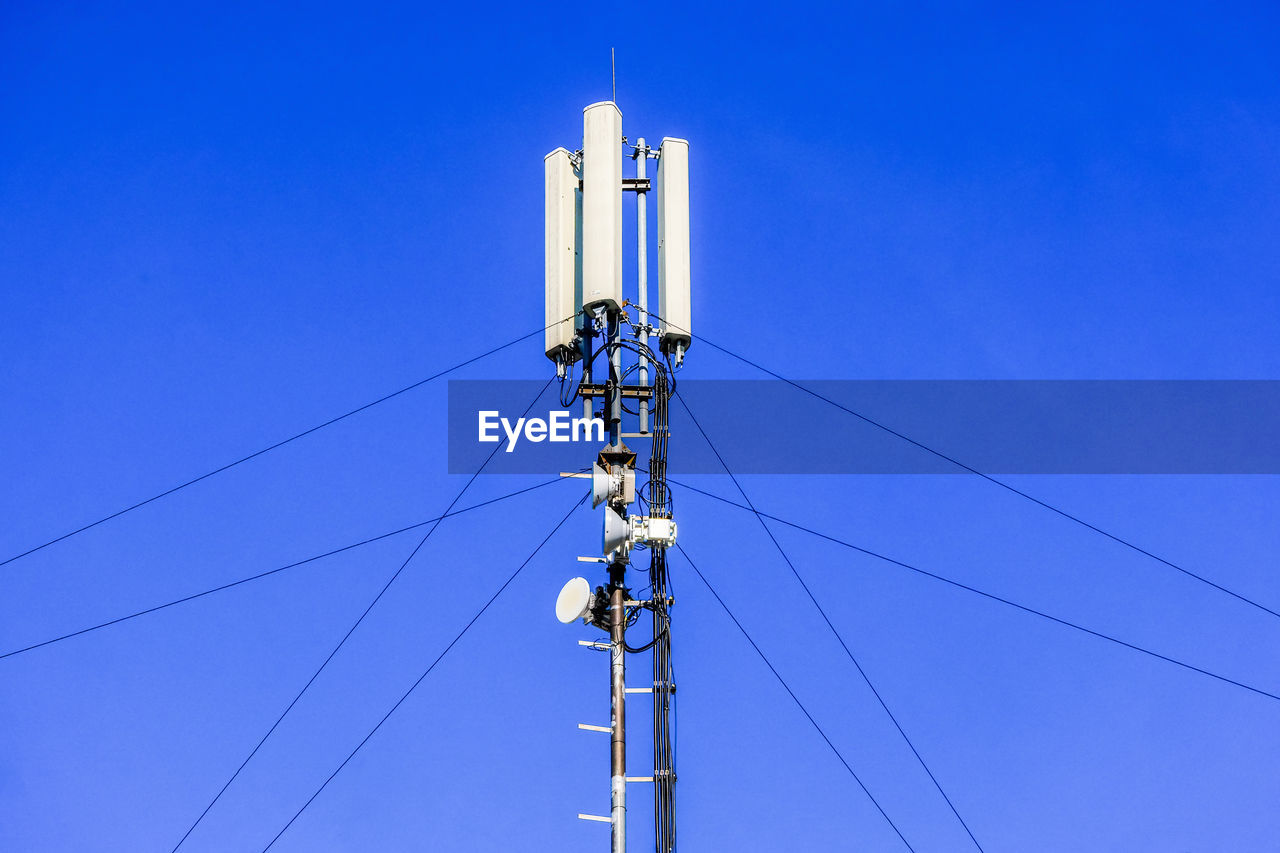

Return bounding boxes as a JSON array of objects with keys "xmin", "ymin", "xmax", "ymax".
[{"xmin": 546, "ymin": 101, "xmax": 691, "ymax": 853}]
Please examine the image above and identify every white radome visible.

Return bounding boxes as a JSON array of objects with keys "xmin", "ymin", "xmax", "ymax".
[{"xmin": 556, "ymin": 576, "xmax": 594, "ymax": 624}]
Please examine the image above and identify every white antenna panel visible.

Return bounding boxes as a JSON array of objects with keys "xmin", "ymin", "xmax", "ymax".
[
  {"xmin": 657, "ymin": 137, "xmax": 691, "ymax": 353},
  {"xmin": 581, "ymin": 102, "xmax": 623, "ymax": 313},
  {"xmin": 544, "ymin": 147, "xmax": 579, "ymax": 361}
]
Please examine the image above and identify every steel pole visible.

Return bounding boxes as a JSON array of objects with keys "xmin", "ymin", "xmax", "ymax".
[
  {"xmin": 635, "ymin": 139, "xmax": 650, "ymax": 434},
  {"xmin": 582, "ymin": 318, "xmax": 594, "ymax": 422},
  {"xmin": 609, "ymin": 568, "xmax": 627, "ymax": 853},
  {"xmin": 608, "ymin": 312, "xmax": 622, "ymax": 446}
]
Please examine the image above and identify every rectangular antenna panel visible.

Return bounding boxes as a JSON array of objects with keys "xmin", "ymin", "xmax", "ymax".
[
  {"xmin": 657, "ymin": 137, "xmax": 691, "ymax": 351},
  {"xmin": 581, "ymin": 102, "xmax": 623, "ymax": 312},
  {"xmin": 544, "ymin": 147, "xmax": 579, "ymax": 361}
]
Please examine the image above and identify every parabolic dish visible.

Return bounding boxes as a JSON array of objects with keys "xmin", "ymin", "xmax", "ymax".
[{"xmin": 556, "ymin": 576, "xmax": 593, "ymax": 624}]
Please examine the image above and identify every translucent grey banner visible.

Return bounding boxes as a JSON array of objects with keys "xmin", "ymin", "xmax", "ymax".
[{"xmin": 447, "ymin": 380, "xmax": 1280, "ymax": 475}]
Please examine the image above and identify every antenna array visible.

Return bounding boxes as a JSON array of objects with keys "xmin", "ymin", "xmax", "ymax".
[{"xmin": 546, "ymin": 101, "xmax": 691, "ymax": 853}]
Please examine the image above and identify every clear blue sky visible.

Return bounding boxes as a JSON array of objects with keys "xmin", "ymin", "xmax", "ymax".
[{"xmin": 2, "ymin": 2, "xmax": 1279, "ymax": 851}]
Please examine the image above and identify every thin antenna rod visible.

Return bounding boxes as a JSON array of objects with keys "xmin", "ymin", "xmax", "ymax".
[{"xmin": 611, "ymin": 48, "xmax": 616, "ymax": 103}]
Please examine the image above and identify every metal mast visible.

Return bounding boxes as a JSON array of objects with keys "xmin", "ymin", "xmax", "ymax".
[
  {"xmin": 609, "ymin": 559, "xmax": 628, "ymax": 852},
  {"xmin": 546, "ymin": 101, "xmax": 690, "ymax": 853}
]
